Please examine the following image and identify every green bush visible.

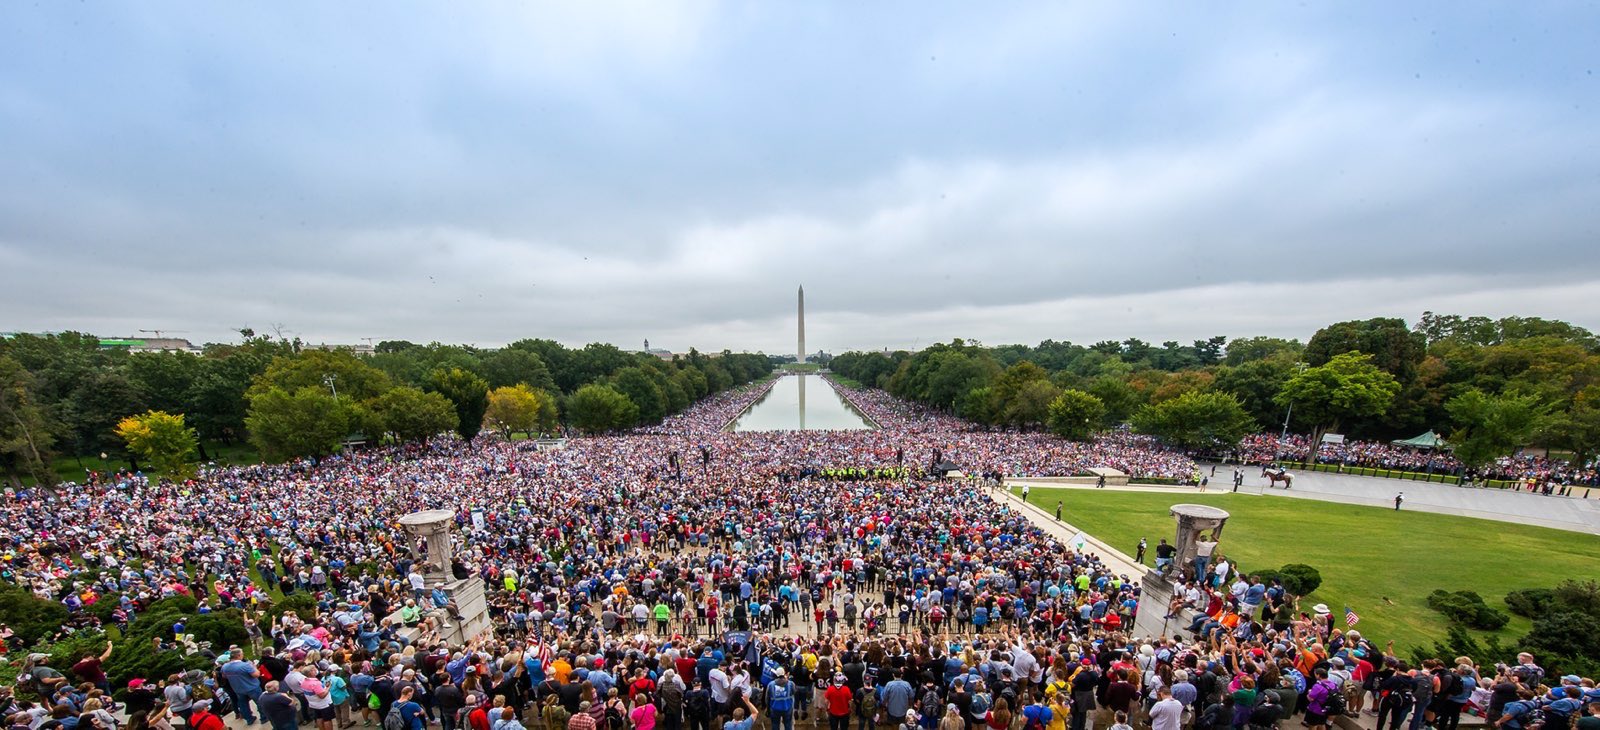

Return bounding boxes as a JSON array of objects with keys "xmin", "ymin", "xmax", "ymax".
[
  {"xmin": 1251, "ymin": 563, "xmax": 1323, "ymax": 598},
  {"xmin": 1427, "ymin": 589, "xmax": 1509, "ymax": 630},
  {"xmin": 1518, "ymin": 611, "xmax": 1600, "ymax": 679},
  {"xmin": 1505, "ymin": 588, "xmax": 1556, "ymax": 618},
  {"xmin": 257, "ymin": 592, "xmax": 317, "ymax": 633},
  {"xmin": 99, "ymin": 595, "xmax": 213, "ymax": 688},
  {"xmin": 1278, "ymin": 564, "xmax": 1323, "ymax": 596},
  {"xmin": 47, "ymin": 631, "xmax": 111, "ymax": 675},
  {"xmin": 0, "ymin": 582, "xmax": 71, "ymax": 648},
  {"xmin": 186, "ymin": 610, "xmax": 248, "ymax": 650}
]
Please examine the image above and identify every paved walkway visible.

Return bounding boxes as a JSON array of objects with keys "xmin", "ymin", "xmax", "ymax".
[
  {"xmin": 1011, "ymin": 465, "xmax": 1600, "ymax": 535},
  {"xmin": 986, "ymin": 486, "xmax": 1150, "ymax": 578}
]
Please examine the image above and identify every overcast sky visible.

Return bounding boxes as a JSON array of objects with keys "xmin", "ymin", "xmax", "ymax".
[{"xmin": 3, "ymin": 3, "xmax": 1597, "ymax": 355}]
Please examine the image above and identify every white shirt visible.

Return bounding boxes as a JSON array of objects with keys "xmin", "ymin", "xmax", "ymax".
[
  {"xmin": 1150, "ymin": 698, "xmax": 1183, "ymax": 730},
  {"xmin": 709, "ymin": 668, "xmax": 731, "ymax": 703}
]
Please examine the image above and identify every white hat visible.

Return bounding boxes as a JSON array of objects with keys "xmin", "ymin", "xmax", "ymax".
[{"xmin": 1312, "ymin": 604, "xmax": 1331, "ymax": 615}]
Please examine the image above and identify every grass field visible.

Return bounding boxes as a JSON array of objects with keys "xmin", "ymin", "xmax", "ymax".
[{"xmin": 1015, "ymin": 486, "xmax": 1598, "ymax": 653}]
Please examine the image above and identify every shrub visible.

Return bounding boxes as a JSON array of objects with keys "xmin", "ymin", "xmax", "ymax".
[
  {"xmin": 186, "ymin": 610, "xmax": 248, "ymax": 650},
  {"xmin": 0, "ymin": 583, "xmax": 71, "ymax": 649},
  {"xmin": 1550, "ymin": 580, "xmax": 1600, "ymax": 618},
  {"xmin": 1427, "ymin": 590, "xmax": 1509, "ymax": 630},
  {"xmin": 1505, "ymin": 588, "xmax": 1556, "ymax": 619},
  {"xmin": 1252, "ymin": 563, "xmax": 1323, "ymax": 598},
  {"xmin": 1518, "ymin": 610, "xmax": 1600, "ymax": 679},
  {"xmin": 47, "ymin": 631, "xmax": 111, "ymax": 675},
  {"xmin": 1278, "ymin": 564, "xmax": 1323, "ymax": 597}
]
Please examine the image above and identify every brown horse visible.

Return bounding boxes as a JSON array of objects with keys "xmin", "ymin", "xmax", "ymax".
[{"xmin": 1261, "ymin": 467, "xmax": 1294, "ymax": 488}]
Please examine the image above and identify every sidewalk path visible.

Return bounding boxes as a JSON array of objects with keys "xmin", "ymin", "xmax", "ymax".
[
  {"xmin": 986, "ymin": 486, "xmax": 1149, "ymax": 579},
  {"xmin": 1011, "ymin": 466, "xmax": 1600, "ymax": 535}
]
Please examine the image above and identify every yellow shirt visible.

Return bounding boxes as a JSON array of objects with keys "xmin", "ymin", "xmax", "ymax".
[{"xmin": 1047, "ymin": 701, "xmax": 1069, "ymax": 730}]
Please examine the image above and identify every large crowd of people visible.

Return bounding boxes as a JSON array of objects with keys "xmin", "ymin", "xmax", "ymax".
[
  {"xmin": 2, "ymin": 377, "xmax": 1597, "ymax": 730},
  {"xmin": 1233, "ymin": 435, "xmax": 1599, "ymax": 488}
]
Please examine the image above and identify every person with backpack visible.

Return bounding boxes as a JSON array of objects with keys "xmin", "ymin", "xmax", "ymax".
[
  {"xmin": 684, "ymin": 678, "xmax": 713, "ymax": 730},
  {"xmin": 855, "ymin": 682, "xmax": 881, "ymax": 730},
  {"xmin": 765, "ymin": 669, "xmax": 797, "ymax": 730},
  {"xmin": 186, "ymin": 700, "xmax": 225, "ymax": 730},
  {"xmin": 1022, "ymin": 695, "xmax": 1054, "ymax": 730},
  {"xmin": 1377, "ymin": 664, "xmax": 1417, "ymax": 730},
  {"xmin": 1305, "ymin": 668, "xmax": 1342, "ymax": 730},
  {"xmin": 391, "ymin": 686, "xmax": 425, "ymax": 730}
]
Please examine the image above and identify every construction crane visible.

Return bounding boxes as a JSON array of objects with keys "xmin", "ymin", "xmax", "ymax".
[{"xmin": 138, "ymin": 329, "xmax": 189, "ymax": 339}]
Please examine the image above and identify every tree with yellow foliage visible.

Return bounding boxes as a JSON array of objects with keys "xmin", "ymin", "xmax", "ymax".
[
  {"xmin": 115, "ymin": 410, "xmax": 199, "ymax": 480},
  {"xmin": 483, "ymin": 384, "xmax": 542, "ymax": 438}
]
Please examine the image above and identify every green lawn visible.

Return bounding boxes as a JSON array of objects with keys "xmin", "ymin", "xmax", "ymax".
[{"xmin": 1015, "ymin": 487, "xmax": 1598, "ymax": 653}]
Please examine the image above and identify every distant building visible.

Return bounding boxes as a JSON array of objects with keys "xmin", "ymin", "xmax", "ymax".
[
  {"xmin": 98, "ymin": 337, "xmax": 203, "ymax": 354},
  {"xmin": 305, "ymin": 342, "xmax": 376, "ymax": 357}
]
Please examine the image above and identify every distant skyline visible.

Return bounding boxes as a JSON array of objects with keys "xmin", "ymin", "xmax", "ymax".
[{"xmin": 3, "ymin": 3, "xmax": 1598, "ymax": 354}]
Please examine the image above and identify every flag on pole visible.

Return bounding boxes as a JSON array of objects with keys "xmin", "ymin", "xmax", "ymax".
[{"xmin": 1344, "ymin": 605, "xmax": 1360, "ymax": 627}]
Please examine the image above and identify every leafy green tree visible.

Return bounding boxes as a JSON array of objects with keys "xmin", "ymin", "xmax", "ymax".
[
  {"xmin": 480, "ymin": 347, "xmax": 557, "ymax": 391},
  {"xmin": 1305, "ymin": 317, "xmax": 1426, "ymax": 383},
  {"xmin": 372, "ymin": 386, "xmax": 458, "ymax": 443},
  {"xmin": 567, "ymin": 383, "xmax": 638, "ymax": 434},
  {"xmin": 425, "ymin": 367, "xmax": 490, "ymax": 441},
  {"xmin": 1086, "ymin": 375, "xmax": 1143, "ymax": 427},
  {"xmin": 124, "ymin": 352, "xmax": 201, "ymax": 415},
  {"xmin": 1445, "ymin": 389, "xmax": 1550, "ymax": 469},
  {"xmin": 483, "ymin": 385, "xmax": 542, "ymax": 437},
  {"xmin": 185, "ymin": 354, "xmax": 266, "ymax": 447},
  {"xmin": 114, "ymin": 410, "xmax": 199, "ymax": 480},
  {"xmin": 67, "ymin": 370, "xmax": 146, "ymax": 459},
  {"xmin": 1223, "ymin": 336, "xmax": 1304, "ymax": 366},
  {"xmin": 1046, "ymin": 389, "xmax": 1106, "ymax": 441},
  {"xmin": 1551, "ymin": 393, "xmax": 1600, "ymax": 478},
  {"xmin": 1275, "ymin": 352, "xmax": 1400, "ymax": 460},
  {"xmin": 0, "ymin": 356, "xmax": 56, "ymax": 487},
  {"xmin": 1004, "ymin": 379, "xmax": 1060, "ymax": 429},
  {"xmin": 245, "ymin": 387, "xmax": 350, "ymax": 460},
  {"xmin": 1133, "ymin": 390, "xmax": 1255, "ymax": 452},
  {"xmin": 612, "ymin": 367, "xmax": 667, "ymax": 424},
  {"xmin": 1213, "ymin": 359, "xmax": 1295, "ymax": 429},
  {"xmin": 250, "ymin": 349, "xmax": 395, "ymax": 402},
  {"xmin": 956, "ymin": 386, "xmax": 998, "ymax": 425}
]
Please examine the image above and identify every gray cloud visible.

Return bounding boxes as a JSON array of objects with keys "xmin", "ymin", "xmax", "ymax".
[{"xmin": 2, "ymin": 3, "xmax": 1597, "ymax": 352}]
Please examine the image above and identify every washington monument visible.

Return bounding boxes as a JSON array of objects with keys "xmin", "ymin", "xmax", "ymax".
[{"xmin": 797, "ymin": 285, "xmax": 806, "ymax": 363}]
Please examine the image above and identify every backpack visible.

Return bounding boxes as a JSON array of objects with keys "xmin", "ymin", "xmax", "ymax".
[
  {"xmin": 969, "ymin": 692, "xmax": 990, "ymax": 719},
  {"xmin": 1322, "ymin": 684, "xmax": 1347, "ymax": 717},
  {"xmin": 855, "ymin": 688, "xmax": 879, "ymax": 720},
  {"xmin": 769, "ymin": 681, "xmax": 794, "ymax": 713},
  {"xmin": 384, "ymin": 705, "xmax": 406, "ymax": 730},
  {"xmin": 1023, "ymin": 706, "xmax": 1047, "ymax": 730},
  {"xmin": 605, "ymin": 702, "xmax": 626, "ymax": 730},
  {"xmin": 686, "ymin": 691, "xmax": 710, "ymax": 718},
  {"xmin": 921, "ymin": 689, "xmax": 943, "ymax": 721}
]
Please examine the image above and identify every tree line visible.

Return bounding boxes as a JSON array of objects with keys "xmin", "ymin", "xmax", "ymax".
[
  {"xmin": 830, "ymin": 313, "xmax": 1600, "ymax": 468},
  {"xmin": 0, "ymin": 332, "xmax": 772, "ymax": 485}
]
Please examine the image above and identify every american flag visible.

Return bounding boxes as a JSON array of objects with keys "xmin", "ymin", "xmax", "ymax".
[{"xmin": 1344, "ymin": 605, "xmax": 1360, "ymax": 627}]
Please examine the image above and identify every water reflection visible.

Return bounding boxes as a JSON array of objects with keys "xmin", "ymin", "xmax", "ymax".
[{"xmin": 729, "ymin": 373, "xmax": 874, "ymax": 431}]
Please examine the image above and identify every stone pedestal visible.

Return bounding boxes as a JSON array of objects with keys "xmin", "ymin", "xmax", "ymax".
[
  {"xmin": 1132, "ymin": 504, "xmax": 1230, "ymax": 641},
  {"xmin": 397, "ymin": 509, "xmax": 491, "ymax": 645}
]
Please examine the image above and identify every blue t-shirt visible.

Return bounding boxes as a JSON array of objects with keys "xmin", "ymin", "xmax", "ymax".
[
  {"xmin": 398, "ymin": 701, "xmax": 425, "ymax": 730},
  {"xmin": 222, "ymin": 660, "xmax": 262, "ymax": 694},
  {"xmin": 723, "ymin": 718, "xmax": 754, "ymax": 730}
]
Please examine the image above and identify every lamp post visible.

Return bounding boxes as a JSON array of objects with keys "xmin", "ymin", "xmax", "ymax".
[
  {"xmin": 1278, "ymin": 362, "xmax": 1308, "ymax": 457},
  {"xmin": 323, "ymin": 374, "xmax": 338, "ymax": 400}
]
